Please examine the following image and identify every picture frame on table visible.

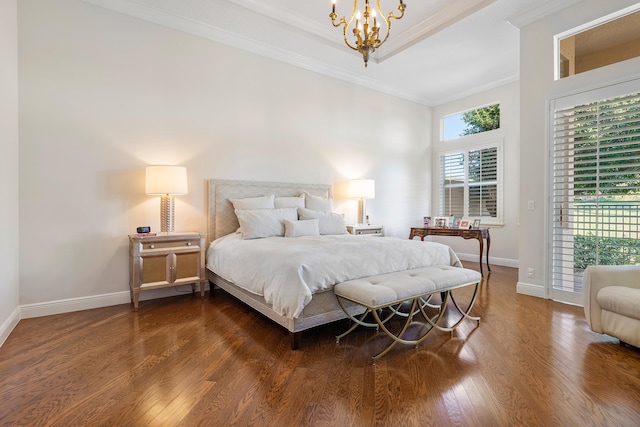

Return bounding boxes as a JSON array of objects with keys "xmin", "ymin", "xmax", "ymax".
[
  {"xmin": 472, "ymin": 219, "xmax": 481, "ymax": 228},
  {"xmin": 423, "ymin": 216, "xmax": 432, "ymax": 227},
  {"xmin": 459, "ymin": 220, "xmax": 470, "ymax": 229},
  {"xmin": 452, "ymin": 216, "xmax": 462, "ymax": 228},
  {"xmin": 433, "ymin": 216, "xmax": 449, "ymax": 228}
]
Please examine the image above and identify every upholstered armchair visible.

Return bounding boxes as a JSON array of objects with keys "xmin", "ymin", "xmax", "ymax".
[{"xmin": 583, "ymin": 265, "xmax": 640, "ymax": 348}]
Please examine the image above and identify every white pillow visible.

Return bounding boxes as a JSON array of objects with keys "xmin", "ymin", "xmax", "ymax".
[
  {"xmin": 275, "ymin": 195, "xmax": 305, "ymax": 209},
  {"xmin": 284, "ymin": 219, "xmax": 320, "ymax": 238},
  {"xmin": 298, "ymin": 207, "xmax": 347, "ymax": 235},
  {"xmin": 304, "ymin": 192, "xmax": 332, "ymax": 212},
  {"xmin": 230, "ymin": 194, "xmax": 275, "ymax": 210},
  {"xmin": 235, "ymin": 208, "xmax": 298, "ymax": 239}
]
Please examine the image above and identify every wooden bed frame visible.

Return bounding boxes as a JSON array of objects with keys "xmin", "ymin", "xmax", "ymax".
[{"xmin": 206, "ymin": 179, "xmax": 362, "ymax": 349}]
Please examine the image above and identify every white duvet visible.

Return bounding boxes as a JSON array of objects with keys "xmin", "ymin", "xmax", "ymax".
[{"xmin": 206, "ymin": 233, "xmax": 462, "ymax": 319}]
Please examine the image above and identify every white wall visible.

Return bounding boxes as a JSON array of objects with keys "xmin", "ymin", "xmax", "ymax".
[
  {"xmin": 17, "ymin": 0, "xmax": 431, "ymax": 314},
  {"xmin": 0, "ymin": 0, "xmax": 20, "ymax": 344},
  {"xmin": 430, "ymin": 82, "xmax": 520, "ymax": 267},
  {"xmin": 518, "ymin": 0, "xmax": 640, "ymax": 298}
]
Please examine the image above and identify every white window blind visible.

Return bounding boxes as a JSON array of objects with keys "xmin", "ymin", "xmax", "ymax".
[
  {"xmin": 439, "ymin": 145, "xmax": 501, "ymax": 222},
  {"xmin": 441, "ymin": 152, "xmax": 465, "ymax": 216},
  {"xmin": 551, "ymin": 89, "xmax": 640, "ymax": 296}
]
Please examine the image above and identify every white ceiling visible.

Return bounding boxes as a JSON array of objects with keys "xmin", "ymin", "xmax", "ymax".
[{"xmin": 83, "ymin": 0, "xmax": 582, "ymax": 106}]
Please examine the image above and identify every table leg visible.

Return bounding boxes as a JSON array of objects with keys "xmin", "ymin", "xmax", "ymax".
[
  {"xmin": 486, "ymin": 233, "xmax": 491, "ymax": 272},
  {"xmin": 478, "ymin": 236, "xmax": 484, "ymax": 276}
]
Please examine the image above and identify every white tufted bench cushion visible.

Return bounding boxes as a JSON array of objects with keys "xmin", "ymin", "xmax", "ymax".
[
  {"xmin": 334, "ymin": 265, "xmax": 483, "ymax": 360},
  {"xmin": 334, "ymin": 265, "xmax": 482, "ymax": 309}
]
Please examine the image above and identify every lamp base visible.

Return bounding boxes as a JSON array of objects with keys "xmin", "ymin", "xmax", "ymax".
[
  {"xmin": 357, "ymin": 198, "xmax": 366, "ymax": 225},
  {"xmin": 160, "ymin": 195, "xmax": 175, "ymax": 233}
]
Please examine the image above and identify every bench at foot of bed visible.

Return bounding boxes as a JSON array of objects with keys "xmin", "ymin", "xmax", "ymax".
[{"xmin": 334, "ymin": 265, "xmax": 482, "ymax": 361}]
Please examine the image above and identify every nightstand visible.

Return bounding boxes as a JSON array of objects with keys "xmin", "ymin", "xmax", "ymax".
[
  {"xmin": 346, "ymin": 224, "xmax": 384, "ymax": 236},
  {"xmin": 129, "ymin": 232, "xmax": 206, "ymax": 309}
]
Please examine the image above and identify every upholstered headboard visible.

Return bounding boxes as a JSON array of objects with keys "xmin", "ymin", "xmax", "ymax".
[{"xmin": 207, "ymin": 179, "xmax": 332, "ymax": 243}]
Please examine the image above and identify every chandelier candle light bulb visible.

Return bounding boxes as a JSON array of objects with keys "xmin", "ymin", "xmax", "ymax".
[{"xmin": 330, "ymin": 0, "xmax": 406, "ymax": 67}]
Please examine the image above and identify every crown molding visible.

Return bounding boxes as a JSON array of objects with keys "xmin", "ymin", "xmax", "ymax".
[
  {"xmin": 377, "ymin": 0, "xmax": 496, "ymax": 62},
  {"xmin": 82, "ymin": 0, "xmax": 433, "ymax": 105},
  {"xmin": 433, "ymin": 73, "xmax": 519, "ymax": 106},
  {"xmin": 507, "ymin": 0, "xmax": 583, "ymax": 28},
  {"xmin": 225, "ymin": 0, "xmax": 337, "ymax": 44}
]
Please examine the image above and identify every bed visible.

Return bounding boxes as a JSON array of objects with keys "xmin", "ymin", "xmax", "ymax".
[{"xmin": 205, "ymin": 179, "xmax": 462, "ymax": 349}]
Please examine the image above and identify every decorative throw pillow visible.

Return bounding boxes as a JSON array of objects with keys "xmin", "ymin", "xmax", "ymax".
[
  {"xmin": 284, "ymin": 219, "xmax": 320, "ymax": 238},
  {"xmin": 230, "ymin": 194, "xmax": 275, "ymax": 211},
  {"xmin": 275, "ymin": 195, "xmax": 305, "ymax": 209},
  {"xmin": 304, "ymin": 192, "xmax": 332, "ymax": 212},
  {"xmin": 298, "ymin": 207, "xmax": 347, "ymax": 235},
  {"xmin": 235, "ymin": 207, "xmax": 298, "ymax": 239}
]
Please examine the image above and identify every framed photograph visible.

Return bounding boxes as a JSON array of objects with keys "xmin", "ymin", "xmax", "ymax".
[
  {"xmin": 459, "ymin": 220, "xmax": 470, "ymax": 229},
  {"xmin": 472, "ymin": 219, "xmax": 481, "ymax": 228},
  {"xmin": 433, "ymin": 216, "xmax": 449, "ymax": 228},
  {"xmin": 423, "ymin": 216, "xmax": 431, "ymax": 227},
  {"xmin": 452, "ymin": 216, "xmax": 462, "ymax": 228}
]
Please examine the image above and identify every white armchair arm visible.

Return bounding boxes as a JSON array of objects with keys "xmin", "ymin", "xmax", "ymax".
[{"xmin": 583, "ymin": 265, "xmax": 640, "ymax": 333}]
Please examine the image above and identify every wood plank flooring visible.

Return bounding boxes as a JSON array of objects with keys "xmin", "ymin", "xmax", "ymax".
[{"xmin": 1, "ymin": 263, "xmax": 639, "ymax": 426}]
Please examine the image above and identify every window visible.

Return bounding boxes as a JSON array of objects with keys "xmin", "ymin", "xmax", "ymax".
[
  {"xmin": 442, "ymin": 104, "xmax": 500, "ymax": 141},
  {"xmin": 551, "ymin": 82, "xmax": 640, "ymax": 303},
  {"xmin": 556, "ymin": 5, "xmax": 640, "ymax": 80},
  {"xmin": 438, "ymin": 143, "xmax": 502, "ymax": 224}
]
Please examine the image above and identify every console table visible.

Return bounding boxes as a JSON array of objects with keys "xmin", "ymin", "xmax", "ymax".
[{"xmin": 410, "ymin": 227, "xmax": 491, "ymax": 276}]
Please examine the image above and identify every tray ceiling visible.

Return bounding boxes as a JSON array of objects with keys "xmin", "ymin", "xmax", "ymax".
[{"xmin": 83, "ymin": 0, "xmax": 582, "ymax": 106}]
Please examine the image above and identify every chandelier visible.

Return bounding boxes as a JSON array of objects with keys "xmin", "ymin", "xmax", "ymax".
[{"xmin": 330, "ymin": 0, "xmax": 406, "ymax": 67}]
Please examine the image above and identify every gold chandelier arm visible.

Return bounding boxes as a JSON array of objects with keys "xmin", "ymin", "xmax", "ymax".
[
  {"xmin": 374, "ymin": 1, "xmax": 391, "ymax": 47},
  {"xmin": 330, "ymin": 14, "xmax": 346, "ymax": 28},
  {"xmin": 387, "ymin": 0, "xmax": 406, "ymax": 21},
  {"xmin": 330, "ymin": 3, "xmax": 359, "ymax": 51}
]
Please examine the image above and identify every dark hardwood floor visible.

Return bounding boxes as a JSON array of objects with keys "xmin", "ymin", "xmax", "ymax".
[{"xmin": 1, "ymin": 263, "xmax": 639, "ymax": 426}]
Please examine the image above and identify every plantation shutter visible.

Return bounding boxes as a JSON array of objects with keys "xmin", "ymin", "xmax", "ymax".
[
  {"xmin": 440, "ymin": 152, "xmax": 465, "ymax": 216},
  {"xmin": 439, "ymin": 145, "xmax": 501, "ymax": 221},
  {"xmin": 551, "ymin": 87, "xmax": 640, "ymax": 300},
  {"xmin": 469, "ymin": 147, "xmax": 498, "ymax": 217}
]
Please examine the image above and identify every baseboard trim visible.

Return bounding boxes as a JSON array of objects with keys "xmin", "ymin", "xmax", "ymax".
[
  {"xmin": 19, "ymin": 283, "xmax": 210, "ymax": 319},
  {"xmin": 456, "ymin": 253, "xmax": 518, "ymax": 269},
  {"xmin": 20, "ymin": 292, "xmax": 132, "ymax": 319},
  {"xmin": 516, "ymin": 281, "xmax": 546, "ymax": 298},
  {"xmin": 0, "ymin": 307, "xmax": 21, "ymax": 347}
]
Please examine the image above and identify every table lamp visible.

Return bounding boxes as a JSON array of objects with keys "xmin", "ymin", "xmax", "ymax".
[
  {"xmin": 145, "ymin": 165, "xmax": 188, "ymax": 233},
  {"xmin": 348, "ymin": 179, "xmax": 375, "ymax": 225}
]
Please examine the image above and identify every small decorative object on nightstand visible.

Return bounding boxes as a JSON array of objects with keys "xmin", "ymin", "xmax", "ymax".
[
  {"xmin": 347, "ymin": 224, "xmax": 384, "ymax": 236},
  {"xmin": 129, "ymin": 232, "xmax": 206, "ymax": 309}
]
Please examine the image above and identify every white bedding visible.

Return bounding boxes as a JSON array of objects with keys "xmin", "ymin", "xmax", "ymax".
[{"xmin": 206, "ymin": 233, "xmax": 462, "ymax": 319}]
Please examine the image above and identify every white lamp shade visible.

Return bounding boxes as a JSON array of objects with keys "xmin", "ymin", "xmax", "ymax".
[
  {"xmin": 348, "ymin": 179, "xmax": 375, "ymax": 199},
  {"xmin": 145, "ymin": 165, "xmax": 188, "ymax": 195}
]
